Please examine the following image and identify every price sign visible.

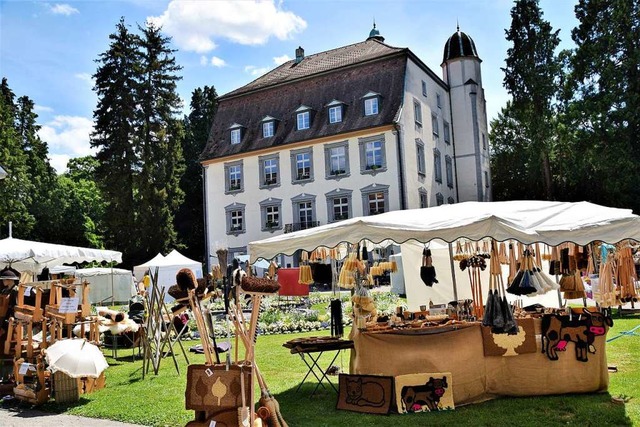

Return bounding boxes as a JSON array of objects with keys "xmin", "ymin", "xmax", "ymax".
[
  {"xmin": 59, "ymin": 297, "xmax": 79, "ymax": 313},
  {"xmin": 18, "ymin": 363, "xmax": 31, "ymax": 375},
  {"xmin": 24, "ymin": 286, "xmax": 32, "ymax": 297}
]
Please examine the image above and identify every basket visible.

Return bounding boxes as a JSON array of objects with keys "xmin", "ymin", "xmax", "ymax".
[
  {"xmin": 53, "ymin": 371, "xmax": 80, "ymax": 403},
  {"xmin": 241, "ymin": 276, "xmax": 280, "ymax": 294}
]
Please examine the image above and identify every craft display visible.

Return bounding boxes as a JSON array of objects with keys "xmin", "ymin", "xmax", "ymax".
[
  {"xmin": 336, "ymin": 374, "xmax": 394, "ymax": 414},
  {"xmin": 395, "ymin": 372, "xmax": 454, "ymax": 413},
  {"xmin": 481, "ymin": 317, "xmax": 537, "ymax": 357},
  {"xmin": 506, "ymin": 247, "xmax": 559, "ymax": 296},
  {"xmin": 483, "ymin": 241, "xmax": 516, "ymax": 334},
  {"xmin": 240, "ymin": 276, "xmax": 280, "ymax": 294},
  {"xmin": 420, "ymin": 247, "xmax": 438, "ymax": 287},
  {"xmin": 541, "ymin": 308, "xmax": 613, "ymax": 362}
]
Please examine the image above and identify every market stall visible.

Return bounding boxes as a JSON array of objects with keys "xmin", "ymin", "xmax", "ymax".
[{"xmin": 249, "ymin": 201, "xmax": 640, "ymax": 407}]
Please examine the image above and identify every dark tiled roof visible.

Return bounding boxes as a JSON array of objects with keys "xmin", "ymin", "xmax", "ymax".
[
  {"xmin": 442, "ymin": 30, "xmax": 479, "ymax": 63},
  {"xmin": 223, "ymin": 39, "xmax": 405, "ymax": 98},
  {"xmin": 201, "ymin": 53, "xmax": 407, "ymax": 162}
]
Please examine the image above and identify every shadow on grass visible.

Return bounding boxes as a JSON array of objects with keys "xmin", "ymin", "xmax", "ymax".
[
  {"xmin": 9, "ymin": 396, "xmax": 92, "ymax": 416},
  {"xmin": 271, "ymin": 384, "xmax": 632, "ymax": 427}
]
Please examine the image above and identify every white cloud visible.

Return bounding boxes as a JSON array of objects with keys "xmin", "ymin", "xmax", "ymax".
[
  {"xmin": 200, "ymin": 55, "xmax": 208, "ymax": 66},
  {"xmin": 210, "ymin": 56, "xmax": 226, "ymax": 68},
  {"xmin": 49, "ymin": 3, "xmax": 79, "ymax": 16},
  {"xmin": 148, "ymin": 0, "xmax": 306, "ymax": 53},
  {"xmin": 75, "ymin": 73, "xmax": 93, "ymax": 85},
  {"xmin": 34, "ymin": 105, "xmax": 54, "ymax": 113},
  {"xmin": 273, "ymin": 54, "xmax": 291, "ymax": 66},
  {"xmin": 49, "ymin": 154, "xmax": 72, "ymax": 174},
  {"xmin": 244, "ymin": 65, "xmax": 270, "ymax": 77},
  {"xmin": 38, "ymin": 115, "xmax": 95, "ymax": 173}
]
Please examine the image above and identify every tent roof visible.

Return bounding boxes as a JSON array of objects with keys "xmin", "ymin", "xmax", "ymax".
[
  {"xmin": 249, "ymin": 200, "xmax": 640, "ymax": 261},
  {"xmin": 135, "ymin": 253, "xmax": 165, "ymax": 269},
  {"xmin": 163, "ymin": 250, "xmax": 200, "ymax": 266},
  {"xmin": 0, "ymin": 237, "xmax": 122, "ymax": 273},
  {"xmin": 75, "ymin": 268, "xmax": 132, "ymax": 277}
]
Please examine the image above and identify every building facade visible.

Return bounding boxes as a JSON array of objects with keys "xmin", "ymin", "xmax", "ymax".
[{"xmin": 201, "ymin": 26, "xmax": 491, "ymax": 266}]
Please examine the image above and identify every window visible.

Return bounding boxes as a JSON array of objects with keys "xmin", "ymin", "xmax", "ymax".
[
  {"xmin": 291, "ymin": 193, "xmax": 317, "ymax": 229},
  {"xmin": 443, "ymin": 121, "xmax": 451, "ymax": 145},
  {"xmin": 263, "ymin": 121, "xmax": 274, "ymax": 138},
  {"xmin": 358, "ymin": 134, "xmax": 386, "ymax": 174},
  {"xmin": 259, "ymin": 154, "xmax": 280, "ymax": 188},
  {"xmin": 290, "ymin": 147, "xmax": 313, "ymax": 183},
  {"xmin": 230, "ymin": 128, "xmax": 241, "ymax": 145},
  {"xmin": 325, "ymin": 188, "xmax": 353, "ymax": 222},
  {"xmin": 416, "ymin": 139, "xmax": 425, "ymax": 176},
  {"xmin": 419, "ymin": 189, "xmax": 428, "ymax": 208},
  {"xmin": 482, "ymin": 133, "xmax": 487, "ymax": 150},
  {"xmin": 434, "ymin": 149, "xmax": 442, "ymax": 183},
  {"xmin": 364, "ymin": 97, "xmax": 379, "ymax": 116},
  {"xmin": 260, "ymin": 198, "xmax": 282, "ymax": 231},
  {"xmin": 445, "ymin": 155, "xmax": 453, "ymax": 188},
  {"xmin": 360, "ymin": 184, "xmax": 390, "ymax": 216},
  {"xmin": 329, "ymin": 105, "xmax": 342, "ymax": 123},
  {"xmin": 448, "ymin": 196, "xmax": 455, "ymax": 204},
  {"xmin": 414, "ymin": 100, "xmax": 422, "ymax": 125},
  {"xmin": 436, "ymin": 93, "xmax": 442, "ymax": 109},
  {"xmin": 422, "ymin": 80, "xmax": 427, "ymax": 97},
  {"xmin": 431, "ymin": 114, "xmax": 439, "ymax": 141},
  {"xmin": 225, "ymin": 203, "xmax": 246, "ymax": 235},
  {"xmin": 297, "ymin": 111, "xmax": 310, "ymax": 130},
  {"xmin": 224, "ymin": 160, "xmax": 243, "ymax": 194},
  {"xmin": 324, "ymin": 141, "xmax": 350, "ymax": 179},
  {"xmin": 485, "ymin": 171, "xmax": 490, "ymax": 188},
  {"xmin": 436, "ymin": 193, "xmax": 444, "ymax": 206}
]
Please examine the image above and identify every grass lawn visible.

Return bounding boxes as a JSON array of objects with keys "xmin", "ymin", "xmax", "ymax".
[{"xmin": 40, "ymin": 313, "xmax": 640, "ymax": 426}]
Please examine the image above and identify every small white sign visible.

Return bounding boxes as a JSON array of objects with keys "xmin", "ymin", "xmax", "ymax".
[
  {"xmin": 24, "ymin": 286, "xmax": 32, "ymax": 297},
  {"xmin": 18, "ymin": 363, "xmax": 31, "ymax": 375},
  {"xmin": 208, "ymin": 421, "xmax": 216, "ymax": 427},
  {"xmin": 205, "ymin": 368, "xmax": 213, "ymax": 377},
  {"xmin": 59, "ymin": 297, "xmax": 79, "ymax": 313}
]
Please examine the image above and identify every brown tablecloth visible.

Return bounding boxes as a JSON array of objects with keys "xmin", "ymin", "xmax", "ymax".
[{"xmin": 349, "ymin": 320, "xmax": 609, "ymax": 405}]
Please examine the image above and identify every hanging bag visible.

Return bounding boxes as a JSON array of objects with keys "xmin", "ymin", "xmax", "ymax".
[{"xmin": 420, "ymin": 247, "xmax": 438, "ymax": 287}]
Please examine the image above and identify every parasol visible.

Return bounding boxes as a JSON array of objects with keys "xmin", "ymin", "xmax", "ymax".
[{"xmin": 44, "ymin": 339, "xmax": 108, "ymax": 378}]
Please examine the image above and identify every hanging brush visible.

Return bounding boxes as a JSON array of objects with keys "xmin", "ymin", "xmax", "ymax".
[{"xmin": 330, "ymin": 299, "xmax": 343, "ymax": 337}]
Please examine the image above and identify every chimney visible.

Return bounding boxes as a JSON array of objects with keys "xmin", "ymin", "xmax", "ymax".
[{"xmin": 295, "ymin": 46, "xmax": 304, "ymax": 64}]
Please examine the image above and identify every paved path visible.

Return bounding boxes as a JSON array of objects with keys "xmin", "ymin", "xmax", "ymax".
[{"xmin": 0, "ymin": 406, "xmax": 146, "ymax": 427}]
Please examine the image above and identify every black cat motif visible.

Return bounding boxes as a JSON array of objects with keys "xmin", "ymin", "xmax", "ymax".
[{"xmin": 345, "ymin": 377, "xmax": 385, "ymax": 407}]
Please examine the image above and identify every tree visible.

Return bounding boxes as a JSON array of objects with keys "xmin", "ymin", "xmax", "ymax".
[
  {"xmin": 176, "ymin": 86, "xmax": 218, "ymax": 263},
  {"xmin": 91, "ymin": 18, "xmax": 140, "ymax": 264},
  {"xmin": 563, "ymin": 0, "xmax": 640, "ymax": 212},
  {"xmin": 501, "ymin": 0, "xmax": 561, "ymax": 200},
  {"xmin": 0, "ymin": 78, "xmax": 34, "ymax": 237},
  {"xmin": 135, "ymin": 21, "xmax": 185, "ymax": 260}
]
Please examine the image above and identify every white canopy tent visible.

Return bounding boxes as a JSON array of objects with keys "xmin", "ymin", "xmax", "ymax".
[
  {"xmin": 133, "ymin": 249, "xmax": 203, "ymax": 301},
  {"xmin": 0, "ymin": 237, "xmax": 122, "ymax": 275},
  {"xmin": 75, "ymin": 268, "xmax": 135, "ymax": 305},
  {"xmin": 249, "ymin": 201, "xmax": 640, "ymax": 261},
  {"xmin": 249, "ymin": 201, "xmax": 640, "ymax": 309}
]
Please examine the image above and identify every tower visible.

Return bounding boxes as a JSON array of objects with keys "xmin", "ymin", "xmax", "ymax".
[{"xmin": 441, "ymin": 26, "xmax": 492, "ymax": 202}]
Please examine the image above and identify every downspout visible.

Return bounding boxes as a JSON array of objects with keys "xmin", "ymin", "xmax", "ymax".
[
  {"xmin": 446, "ymin": 63, "xmax": 461, "ymax": 202},
  {"xmin": 202, "ymin": 164, "xmax": 210, "ymax": 274}
]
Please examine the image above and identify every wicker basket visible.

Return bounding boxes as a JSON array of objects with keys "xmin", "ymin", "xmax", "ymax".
[
  {"xmin": 53, "ymin": 371, "xmax": 80, "ymax": 403},
  {"xmin": 241, "ymin": 276, "xmax": 280, "ymax": 294}
]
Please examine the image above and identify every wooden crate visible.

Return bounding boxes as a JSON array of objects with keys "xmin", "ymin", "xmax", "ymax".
[
  {"xmin": 81, "ymin": 372, "xmax": 105, "ymax": 394},
  {"xmin": 53, "ymin": 371, "xmax": 80, "ymax": 403}
]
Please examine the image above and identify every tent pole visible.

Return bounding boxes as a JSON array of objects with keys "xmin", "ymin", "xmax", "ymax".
[{"xmin": 448, "ymin": 242, "xmax": 458, "ymax": 301}]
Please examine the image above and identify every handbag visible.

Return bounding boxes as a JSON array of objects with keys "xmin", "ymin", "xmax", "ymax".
[{"xmin": 185, "ymin": 364, "xmax": 251, "ymax": 412}]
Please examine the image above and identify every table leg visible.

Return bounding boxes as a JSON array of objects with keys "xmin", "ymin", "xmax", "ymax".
[
  {"xmin": 295, "ymin": 352, "xmax": 328, "ymax": 392},
  {"xmin": 310, "ymin": 351, "xmax": 341, "ymax": 397}
]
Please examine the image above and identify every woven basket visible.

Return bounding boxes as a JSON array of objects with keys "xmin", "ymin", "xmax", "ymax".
[
  {"xmin": 53, "ymin": 371, "xmax": 80, "ymax": 403},
  {"xmin": 241, "ymin": 276, "xmax": 280, "ymax": 294}
]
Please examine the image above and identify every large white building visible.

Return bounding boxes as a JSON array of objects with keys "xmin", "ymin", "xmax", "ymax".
[{"xmin": 201, "ymin": 26, "xmax": 491, "ymax": 266}]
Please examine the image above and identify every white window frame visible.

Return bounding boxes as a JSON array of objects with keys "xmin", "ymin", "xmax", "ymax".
[
  {"xmin": 230, "ymin": 128, "xmax": 241, "ymax": 145},
  {"xmin": 434, "ymin": 148, "xmax": 442, "ymax": 183},
  {"xmin": 364, "ymin": 97, "xmax": 379, "ymax": 116},
  {"xmin": 328, "ymin": 105, "xmax": 342, "ymax": 124},
  {"xmin": 325, "ymin": 188, "xmax": 353, "ymax": 222},
  {"xmin": 290, "ymin": 147, "xmax": 313, "ymax": 183},
  {"xmin": 297, "ymin": 111, "xmax": 310, "ymax": 130},
  {"xmin": 262, "ymin": 121, "xmax": 274, "ymax": 138},
  {"xmin": 445, "ymin": 155, "xmax": 453, "ymax": 188},
  {"xmin": 224, "ymin": 160, "xmax": 244, "ymax": 194},
  {"xmin": 419, "ymin": 188, "xmax": 428, "ymax": 208},
  {"xmin": 259, "ymin": 154, "xmax": 280, "ymax": 189},
  {"xmin": 225, "ymin": 202, "xmax": 246, "ymax": 235},
  {"xmin": 431, "ymin": 114, "xmax": 439, "ymax": 141},
  {"xmin": 324, "ymin": 141, "xmax": 350, "ymax": 179},
  {"xmin": 260, "ymin": 198, "xmax": 282, "ymax": 231},
  {"xmin": 358, "ymin": 134, "xmax": 386, "ymax": 174},
  {"xmin": 422, "ymin": 80, "xmax": 427, "ymax": 97},
  {"xmin": 443, "ymin": 121, "xmax": 451, "ymax": 145},
  {"xmin": 416, "ymin": 139, "xmax": 425, "ymax": 177},
  {"xmin": 291, "ymin": 193, "xmax": 317, "ymax": 229},
  {"xmin": 413, "ymin": 100, "xmax": 422, "ymax": 125},
  {"xmin": 436, "ymin": 193, "xmax": 444, "ymax": 206},
  {"xmin": 360, "ymin": 184, "xmax": 390, "ymax": 216}
]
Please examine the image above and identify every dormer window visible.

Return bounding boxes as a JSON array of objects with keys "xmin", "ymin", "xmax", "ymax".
[
  {"xmin": 296, "ymin": 105, "xmax": 312, "ymax": 130},
  {"xmin": 229, "ymin": 123, "xmax": 243, "ymax": 145},
  {"xmin": 362, "ymin": 91, "xmax": 380, "ymax": 116},
  {"xmin": 327, "ymin": 100, "xmax": 345, "ymax": 124},
  {"xmin": 261, "ymin": 116, "xmax": 276, "ymax": 138}
]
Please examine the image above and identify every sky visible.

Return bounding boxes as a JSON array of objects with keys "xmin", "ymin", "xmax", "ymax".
[{"xmin": 0, "ymin": 0, "xmax": 579, "ymax": 174}]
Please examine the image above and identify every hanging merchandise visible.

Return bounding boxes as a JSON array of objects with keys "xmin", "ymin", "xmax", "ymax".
[
  {"xmin": 483, "ymin": 241, "xmax": 517, "ymax": 334},
  {"xmin": 268, "ymin": 261, "xmax": 278, "ymax": 279},
  {"xmin": 420, "ymin": 246, "xmax": 438, "ymax": 287},
  {"xmin": 498, "ymin": 242, "xmax": 508, "ymax": 265},
  {"xmin": 548, "ymin": 245, "xmax": 561, "ymax": 276},
  {"xmin": 459, "ymin": 246, "xmax": 485, "ymax": 319},
  {"xmin": 507, "ymin": 242, "xmax": 518, "ymax": 283},
  {"xmin": 352, "ymin": 284, "xmax": 376, "ymax": 328},
  {"xmin": 595, "ymin": 251, "xmax": 617, "ymax": 308},
  {"xmin": 506, "ymin": 248, "xmax": 537, "ymax": 296},
  {"xmin": 297, "ymin": 251, "xmax": 314, "ymax": 285},
  {"xmin": 616, "ymin": 245, "xmax": 638, "ymax": 303},
  {"xmin": 330, "ymin": 299, "xmax": 343, "ymax": 337},
  {"xmin": 453, "ymin": 240, "xmax": 465, "ymax": 261}
]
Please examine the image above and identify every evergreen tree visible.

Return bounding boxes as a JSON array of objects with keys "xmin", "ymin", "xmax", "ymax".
[
  {"xmin": 563, "ymin": 0, "xmax": 640, "ymax": 212},
  {"xmin": 177, "ymin": 86, "xmax": 218, "ymax": 263},
  {"xmin": 91, "ymin": 18, "xmax": 140, "ymax": 264},
  {"xmin": 135, "ymin": 21, "xmax": 184, "ymax": 260},
  {"xmin": 501, "ymin": 0, "xmax": 561, "ymax": 200},
  {"xmin": 0, "ymin": 78, "xmax": 34, "ymax": 237}
]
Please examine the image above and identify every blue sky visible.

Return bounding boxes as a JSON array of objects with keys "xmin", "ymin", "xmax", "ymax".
[{"xmin": 0, "ymin": 0, "xmax": 578, "ymax": 173}]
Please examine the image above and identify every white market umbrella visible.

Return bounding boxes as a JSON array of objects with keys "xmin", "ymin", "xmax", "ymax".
[{"xmin": 45, "ymin": 339, "xmax": 109, "ymax": 378}]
